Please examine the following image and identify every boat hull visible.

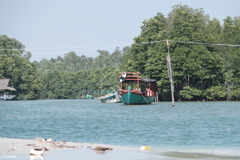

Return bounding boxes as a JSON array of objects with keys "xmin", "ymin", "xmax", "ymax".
[
  {"xmin": 0, "ymin": 94, "xmax": 15, "ymax": 100},
  {"xmin": 98, "ymin": 93, "xmax": 122, "ymax": 103},
  {"xmin": 100, "ymin": 98, "xmax": 122, "ymax": 103},
  {"xmin": 121, "ymin": 92, "xmax": 155, "ymax": 105},
  {"xmin": 29, "ymin": 148, "xmax": 45, "ymax": 155}
]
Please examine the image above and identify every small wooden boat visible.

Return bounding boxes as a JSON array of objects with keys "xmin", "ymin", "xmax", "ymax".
[
  {"xmin": 118, "ymin": 72, "xmax": 157, "ymax": 105},
  {"xmin": 0, "ymin": 94, "xmax": 15, "ymax": 100},
  {"xmin": 29, "ymin": 148, "xmax": 45, "ymax": 155},
  {"xmin": 98, "ymin": 92, "xmax": 122, "ymax": 103}
]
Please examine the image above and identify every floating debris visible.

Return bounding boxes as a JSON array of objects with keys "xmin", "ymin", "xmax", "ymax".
[
  {"xmin": 45, "ymin": 138, "xmax": 53, "ymax": 142},
  {"xmin": 93, "ymin": 147, "xmax": 113, "ymax": 151},
  {"xmin": 140, "ymin": 146, "xmax": 152, "ymax": 150},
  {"xmin": 34, "ymin": 138, "xmax": 43, "ymax": 141},
  {"xmin": 34, "ymin": 138, "xmax": 55, "ymax": 142}
]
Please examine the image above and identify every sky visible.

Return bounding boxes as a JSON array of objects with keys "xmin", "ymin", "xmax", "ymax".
[{"xmin": 1, "ymin": 0, "xmax": 240, "ymax": 62}]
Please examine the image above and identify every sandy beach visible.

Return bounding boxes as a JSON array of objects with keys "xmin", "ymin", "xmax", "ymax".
[
  {"xmin": 0, "ymin": 137, "xmax": 160, "ymax": 160},
  {"xmin": 1, "ymin": 137, "xmax": 240, "ymax": 160}
]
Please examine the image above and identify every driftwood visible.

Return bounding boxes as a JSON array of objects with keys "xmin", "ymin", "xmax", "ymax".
[{"xmin": 93, "ymin": 147, "xmax": 113, "ymax": 151}]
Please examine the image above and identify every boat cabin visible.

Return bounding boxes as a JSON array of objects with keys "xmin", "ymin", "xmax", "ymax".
[{"xmin": 118, "ymin": 72, "xmax": 157, "ymax": 97}]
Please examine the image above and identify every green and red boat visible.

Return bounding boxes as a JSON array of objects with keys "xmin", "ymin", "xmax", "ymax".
[{"xmin": 118, "ymin": 72, "xmax": 157, "ymax": 105}]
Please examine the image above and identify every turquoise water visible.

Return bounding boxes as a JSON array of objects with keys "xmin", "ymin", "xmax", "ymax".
[{"xmin": 1, "ymin": 100, "xmax": 240, "ymax": 153}]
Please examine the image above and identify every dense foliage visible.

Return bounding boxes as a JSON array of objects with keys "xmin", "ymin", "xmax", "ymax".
[
  {"xmin": 33, "ymin": 47, "xmax": 127, "ymax": 72},
  {"xmin": 39, "ymin": 67, "xmax": 121, "ymax": 99},
  {"xmin": 122, "ymin": 5, "xmax": 240, "ymax": 101},
  {"xmin": 34, "ymin": 47, "xmax": 128, "ymax": 99},
  {"xmin": 0, "ymin": 35, "xmax": 41, "ymax": 99},
  {"xmin": 1, "ymin": 4, "xmax": 239, "ymax": 101}
]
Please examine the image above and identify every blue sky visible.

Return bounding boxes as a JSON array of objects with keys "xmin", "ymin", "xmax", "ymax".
[{"xmin": 1, "ymin": 0, "xmax": 240, "ymax": 61}]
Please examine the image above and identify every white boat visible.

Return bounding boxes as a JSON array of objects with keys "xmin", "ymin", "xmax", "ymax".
[
  {"xmin": 98, "ymin": 92, "xmax": 122, "ymax": 103},
  {"xmin": 0, "ymin": 94, "xmax": 15, "ymax": 100},
  {"xmin": 30, "ymin": 148, "xmax": 45, "ymax": 155}
]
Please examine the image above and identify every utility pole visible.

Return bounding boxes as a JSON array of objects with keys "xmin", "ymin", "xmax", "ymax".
[{"xmin": 166, "ymin": 40, "xmax": 175, "ymax": 106}]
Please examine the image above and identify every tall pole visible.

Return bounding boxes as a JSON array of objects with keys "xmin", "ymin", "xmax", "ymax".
[
  {"xmin": 166, "ymin": 40, "xmax": 175, "ymax": 106},
  {"xmin": 4, "ymin": 91, "xmax": 6, "ymax": 101}
]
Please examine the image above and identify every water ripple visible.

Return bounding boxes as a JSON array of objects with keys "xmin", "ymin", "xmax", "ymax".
[{"xmin": 0, "ymin": 100, "xmax": 240, "ymax": 150}]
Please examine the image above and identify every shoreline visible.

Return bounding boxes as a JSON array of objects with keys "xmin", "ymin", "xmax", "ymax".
[
  {"xmin": 2, "ymin": 99, "xmax": 240, "ymax": 107},
  {"xmin": 0, "ymin": 137, "xmax": 136, "ymax": 155},
  {"xmin": 1, "ymin": 137, "xmax": 240, "ymax": 160},
  {"xmin": 0, "ymin": 137, "xmax": 154, "ymax": 160}
]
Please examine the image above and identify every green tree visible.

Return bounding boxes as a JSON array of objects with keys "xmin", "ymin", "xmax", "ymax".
[
  {"xmin": 0, "ymin": 35, "xmax": 41, "ymax": 99},
  {"xmin": 122, "ymin": 4, "xmax": 239, "ymax": 101}
]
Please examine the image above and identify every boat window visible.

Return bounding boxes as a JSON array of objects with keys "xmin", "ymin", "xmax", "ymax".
[{"xmin": 141, "ymin": 83, "xmax": 146, "ymax": 93}]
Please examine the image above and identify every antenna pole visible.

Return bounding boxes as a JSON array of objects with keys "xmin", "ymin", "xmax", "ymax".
[{"xmin": 166, "ymin": 40, "xmax": 175, "ymax": 106}]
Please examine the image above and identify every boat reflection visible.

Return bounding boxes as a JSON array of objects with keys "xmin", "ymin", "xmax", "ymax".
[{"xmin": 29, "ymin": 155, "xmax": 44, "ymax": 160}]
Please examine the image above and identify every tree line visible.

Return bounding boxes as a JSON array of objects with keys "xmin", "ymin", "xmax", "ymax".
[
  {"xmin": 122, "ymin": 4, "xmax": 240, "ymax": 101},
  {"xmin": 0, "ymin": 34, "xmax": 126, "ymax": 99},
  {"xmin": 33, "ymin": 47, "xmax": 129, "ymax": 99},
  {"xmin": 1, "ymin": 4, "xmax": 240, "ymax": 101},
  {"xmin": 33, "ymin": 46, "xmax": 130, "ymax": 72}
]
